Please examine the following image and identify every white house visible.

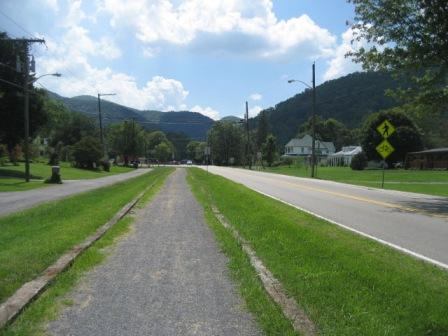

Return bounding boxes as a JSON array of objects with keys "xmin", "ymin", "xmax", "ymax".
[
  {"xmin": 284, "ymin": 135, "xmax": 335, "ymax": 157},
  {"xmin": 327, "ymin": 146, "xmax": 363, "ymax": 166}
]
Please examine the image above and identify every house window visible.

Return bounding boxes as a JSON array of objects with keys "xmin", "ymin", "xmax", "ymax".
[{"xmin": 301, "ymin": 147, "xmax": 304, "ymax": 153}]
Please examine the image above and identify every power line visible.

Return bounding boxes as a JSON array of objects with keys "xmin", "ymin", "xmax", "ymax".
[{"xmin": 0, "ymin": 9, "xmax": 37, "ymax": 39}]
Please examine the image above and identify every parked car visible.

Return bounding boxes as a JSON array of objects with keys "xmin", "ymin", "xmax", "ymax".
[{"xmin": 186, "ymin": 160, "xmax": 192, "ymax": 165}]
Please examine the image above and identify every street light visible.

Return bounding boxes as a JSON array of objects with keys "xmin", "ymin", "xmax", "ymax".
[
  {"xmin": 288, "ymin": 62, "xmax": 317, "ymax": 178},
  {"xmin": 97, "ymin": 93, "xmax": 116, "ymax": 158},
  {"xmin": 23, "ymin": 72, "xmax": 62, "ymax": 182}
]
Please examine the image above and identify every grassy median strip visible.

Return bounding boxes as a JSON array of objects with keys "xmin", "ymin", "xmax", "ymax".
[
  {"xmin": 188, "ymin": 167, "xmax": 448, "ymax": 336},
  {"xmin": 187, "ymin": 170, "xmax": 298, "ymax": 336},
  {"xmin": 0, "ymin": 167, "xmax": 173, "ymax": 304}
]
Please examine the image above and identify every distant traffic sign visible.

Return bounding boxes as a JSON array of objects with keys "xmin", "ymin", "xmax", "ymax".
[
  {"xmin": 376, "ymin": 139, "xmax": 395, "ymax": 159},
  {"xmin": 376, "ymin": 120, "xmax": 395, "ymax": 139}
]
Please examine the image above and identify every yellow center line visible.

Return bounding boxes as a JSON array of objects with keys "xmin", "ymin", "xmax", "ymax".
[{"xmin": 233, "ymin": 171, "xmax": 448, "ymax": 220}]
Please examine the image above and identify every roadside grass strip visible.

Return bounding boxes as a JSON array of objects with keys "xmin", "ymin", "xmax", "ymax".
[
  {"xmin": 187, "ymin": 170, "xmax": 299, "ymax": 336},
  {"xmin": 0, "ymin": 167, "xmax": 173, "ymax": 335},
  {"xmin": 188, "ymin": 167, "xmax": 448, "ymax": 336},
  {"xmin": 0, "ymin": 168, "xmax": 173, "ymax": 305},
  {"xmin": 262, "ymin": 166, "xmax": 448, "ymax": 197}
]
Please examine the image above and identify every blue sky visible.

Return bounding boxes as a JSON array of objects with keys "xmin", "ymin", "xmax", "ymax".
[{"xmin": 0, "ymin": 0, "xmax": 362, "ymax": 119}]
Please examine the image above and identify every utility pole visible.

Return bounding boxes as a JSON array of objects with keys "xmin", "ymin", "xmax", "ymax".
[
  {"xmin": 15, "ymin": 38, "xmax": 45, "ymax": 182},
  {"xmin": 245, "ymin": 101, "xmax": 252, "ymax": 169},
  {"xmin": 311, "ymin": 62, "xmax": 316, "ymax": 178},
  {"xmin": 97, "ymin": 93, "xmax": 116, "ymax": 159}
]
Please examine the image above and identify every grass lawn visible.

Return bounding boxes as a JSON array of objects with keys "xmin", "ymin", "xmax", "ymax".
[
  {"xmin": 262, "ymin": 165, "xmax": 448, "ymax": 197},
  {"xmin": 0, "ymin": 167, "xmax": 174, "ymax": 305},
  {"xmin": 0, "ymin": 167, "xmax": 172, "ymax": 336},
  {"xmin": 188, "ymin": 167, "xmax": 448, "ymax": 336},
  {"xmin": 0, "ymin": 162, "xmax": 134, "ymax": 192}
]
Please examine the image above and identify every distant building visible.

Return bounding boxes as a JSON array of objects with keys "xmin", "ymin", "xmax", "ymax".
[
  {"xmin": 405, "ymin": 148, "xmax": 448, "ymax": 169},
  {"xmin": 284, "ymin": 135, "xmax": 335, "ymax": 157},
  {"xmin": 327, "ymin": 146, "xmax": 363, "ymax": 166}
]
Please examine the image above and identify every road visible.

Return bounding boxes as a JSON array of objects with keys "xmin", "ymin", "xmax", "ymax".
[
  {"xmin": 201, "ymin": 166, "xmax": 448, "ymax": 268},
  {"xmin": 47, "ymin": 169, "xmax": 261, "ymax": 336},
  {"xmin": 0, "ymin": 169, "xmax": 150, "ymax": 216}
]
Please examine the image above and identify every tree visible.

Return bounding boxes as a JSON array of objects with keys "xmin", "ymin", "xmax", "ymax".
[
  {"xmin": 298, "ymin": 116, "xmax": 355, "ymax": 150},
  {"xmin": 155, "ymin": 142, "xmax": 172, "ymax": 162},
  {"xmin": 262, "ymin": 134, "xmax": 277, "ymax": 167},
  {"xmin": 0, "ymin": 32, "xmax": 48, "ymax": 150},
  {"xmin": 107, "ymin": 120, "xmax": 146, "ymax": 164},
  {"xmin": 256, "ymin": 110, "xmax": 269, "ymax": 150},
  {"xmin": 72, "ymin": 136, "xmax": 102, "ymax": 169},
  {"xmin": 208, "ymin": 121, "xmax": 244, "ymax": 165},
  {"xmin": 186, "ymin": 141, "xmax": 206, "ymax": 163},
  {"xmin": 360, "ymin": 110, "xmax": 423, "ymax": 165},
  {"xmin": 348, "ymin": 0, "xmax": 448, "ymax": 110}
]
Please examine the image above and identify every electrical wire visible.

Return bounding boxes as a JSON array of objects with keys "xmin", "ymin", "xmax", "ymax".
[{"xmin": 0, "ymin": 9, "xmax": 37, "ymax": 39}]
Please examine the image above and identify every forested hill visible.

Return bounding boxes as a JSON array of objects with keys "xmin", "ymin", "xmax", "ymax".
[
  {"xmin": 47, "ymin": 92, "xmax": 214, "ymax": 140},
  {"xmin": 260, "ymin": 71, "xmax": 403, "ymax": 145}
]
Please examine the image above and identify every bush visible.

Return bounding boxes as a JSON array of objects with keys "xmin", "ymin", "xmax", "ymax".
[
  {"xmin": 0, "ymin": 144, "xmax": 8, "ymax": 166},
  {"xmin": 72, "ymin": 136, "xmax": 102, "ymax": 169},
  {"xmin": 45, "ymin": 171, "xmax": 62, "ymax": 184},
  {"xmin": 350, "ymin": 152, "xmax": 368, "ymax": 170},
  {"xmin": 9, "ymin": 144, "xmax": 23, "ymax": 165},
  {"xmin": 281, "ymin": 156, "xmax": 294, "ymax": 167}
]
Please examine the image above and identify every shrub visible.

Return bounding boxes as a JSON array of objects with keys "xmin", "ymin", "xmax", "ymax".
[
  {"xmin": 0, "ymin": 144, "xmax": 8, "ymax": 166},
  {"xmin": 350, "ymin": 152, "xmax": 368, "ymax": 170},
  {"xmin": 281, "ymin": 156, "xmax": 293, "ymax": 167},
  {"xmin": 72, "ymin": 136, "xmax": 102, "ymax": 169},
  {"xmin": 9, "ymin": 144, "xmax": 23, "ymax": 165}
]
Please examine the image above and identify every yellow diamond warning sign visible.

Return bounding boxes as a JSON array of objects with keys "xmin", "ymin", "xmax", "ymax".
[
  {"xmin": 376, "ymin": 120, "xmax": 395, "ymax": 139},
  {"xmin": 376, "ymin": 139, "xmax": 395, "ymax": 159}
]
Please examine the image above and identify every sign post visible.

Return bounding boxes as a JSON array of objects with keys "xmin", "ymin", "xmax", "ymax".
[
  {"xmin": 205, "ymin": 146, "xmax": 211, "ymax": 174},
  {"xmin": 375, "ymin": 120, "xmax": 396, "ymax": 188}
]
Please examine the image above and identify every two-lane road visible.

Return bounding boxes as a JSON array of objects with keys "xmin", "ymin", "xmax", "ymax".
[{"xmin": 202, "ymin": 166, "xmax": 448, "ymax": 268}]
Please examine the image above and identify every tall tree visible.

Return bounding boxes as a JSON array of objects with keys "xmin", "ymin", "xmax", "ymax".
[
  {"xmin": 0, "ymin": 32, "xmax": 47, "ymax": 149},
  {"xmin": 256, "ymin": 110, "xmax": 269, "ymax": 150},
  {"xmin": 348, "ymin": 0, "xmax": 448, "ymax": 110},
  {"xmin": 208, "ymin": 121, "xmax": 244, "ymax": 165},
  {"xmin": 262, "ymin": 134, "xmax": 278, "ymax": 167}
]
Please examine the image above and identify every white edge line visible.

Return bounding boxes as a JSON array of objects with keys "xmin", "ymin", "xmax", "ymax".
[{"xmin": 251, "ymin": 187, "xmax": 448, "ymax": 271}]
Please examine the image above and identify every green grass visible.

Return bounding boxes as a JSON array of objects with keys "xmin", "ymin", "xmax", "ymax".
[
  {"xmin": 0, "ymin": 162, "xmax": 134, "ymax": 191},
  {"xmin": 188, "ymin": 167, "xmax": 448, "ymax": 336},
  {"xmin": 0, "ymin": 167, "xmax": 174, "ymax": 304},
  {"xmin": 0, "ymin": 178, "xmax": 52, "ymax": 192},
  {"xmin": 0, "ymin": 167, "xmax": 172, "ymax": 336},
  {"xmin": 262, "ymin": 165, "xmax": 448, "ymax": 197},
  {"xmin": 187, "ymin": 170, "xmax": 298, "ymax": 336}
]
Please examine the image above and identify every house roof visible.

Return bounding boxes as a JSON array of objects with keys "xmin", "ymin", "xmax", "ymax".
[
  {"xmin": 330, "ymin": 146, "xmax": 362, "ymax": 157},
  {"xmin": 285, "ymin": 135, "xmax": 335, "ymax": 152}
]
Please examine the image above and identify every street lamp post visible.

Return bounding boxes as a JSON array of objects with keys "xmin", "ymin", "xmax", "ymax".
[
  {"xmin": 288, "ymin": 62, "xmax": 317, "ymax": 178},
  {"xmin": 23, "ymin": 71, "xmax": 61, "ymax": 182},
  {"xmin": 97, "ymin": 93, "xmax": 116, "ymax": 158}
]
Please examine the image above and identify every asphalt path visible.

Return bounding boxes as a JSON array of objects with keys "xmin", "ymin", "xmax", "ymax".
[
  {"xmin": 0, "ymin": 169, "xmax": 150, "ymax": 216},
  {"xmin": 48, "ymin": 168, "xmax": 261, "ymax": 336},
  {"xmin": 201, "ymin": 166, "xmax": 448, "ymax": 268}
]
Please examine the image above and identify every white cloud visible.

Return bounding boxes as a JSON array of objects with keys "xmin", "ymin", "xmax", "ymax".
[
  {"xmin": 250, "ymin": 93, "xmax": 262, "ymax": 101},
  {"xmin": 191, "ymin": 105, "xmax": 220, "ymax": 120},
  {"xmin": 248, "ymin": 105, "xmax": 262, "ymax": 117},
  {"xmin": 99, "ymin": 0, "xmax": 336, "ymax": 59},
  {"xmin": 97, "ymin": 37, "xmax": 122, "ymax": 59},
  {"xmin": 323, "ymin": 28, "xmax": 364, "ymax": 81},
  {"xmin": 41, "ymin": 0, "xmax": 59, "ymax": 11}
]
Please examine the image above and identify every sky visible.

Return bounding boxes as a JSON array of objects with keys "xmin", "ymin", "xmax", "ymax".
[{"xmin": 0, "ymin": 0, "xmax": 364, "ymax": 120}]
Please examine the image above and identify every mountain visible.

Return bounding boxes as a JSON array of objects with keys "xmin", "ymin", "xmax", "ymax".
[
  {"xmin": 258, "ymin": 71, "xmax": 404, "ymax": 145},
  {"xmin": 220, "ymin": 116, "xmax": 241, "ymax": 123},
  {"xmin": 46, "ymin": 92, "xmax": 214, "ymax": 140}
]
